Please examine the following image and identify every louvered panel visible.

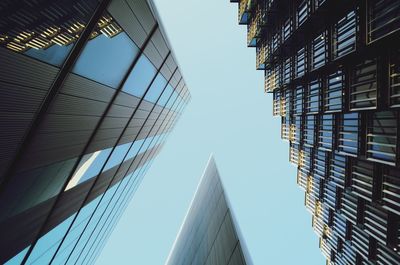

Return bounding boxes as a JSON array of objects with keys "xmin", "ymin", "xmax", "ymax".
[
  {"xmin": 311, "ymin": 31, "xmax": 328, "ymax": 70},
  {"xmin": 297, "ymin": 0, "xmax": 311, "ymax": 28},
  {"xmin": 322, "ymin": 203, "xmax": 331, "ymax": 225},
  {"xmin": 382, "ymin": 168, "xmax": 400, "ymax": 216},
  {"xmin": 390, "ymin": 50, "xmax": 400, "ymax": 107},
  {"xmin": 350, "ymin": 160, "xmax": 374, "ymax": 202},
  {"xmin": 312, "ymin": 212, "xmax": 325, "ymax": 237},
  {"xmin": 364, "ymin": 205, "xmax": 388, "ymax": 245},
  {"xmin": 295, "ymin": 47, "xmax": 307, "ymax": 78},
  {"xmin": 293, "ymin": 86, "xmax": 304, "ymax": 116},
  {"xmin": 273, "ymin": 89, "xmax": 281, "ymax": 116},
  {"xmin": 326, "ymin": 231, "xmax": 341, "ymax": 255},
  {"xmin": 306, "ymin": 191, "xmax": 317, "ymax": 214},
  {"xmin": 307, "ymin": 79, "xmax": 321, "ymax": 114},
  {"xmin": 290, "ymin": 142, "xmax": 300, "ymax": 165},
  {"xmin": 368, "ymin": 0, "xmax": 400, "ymax": 43},
  {"xmin": 298, "ymin": 147, "xmax": 313, "ymax": 189},
  {"xmin": 283, "ymin": 57, "xmax": 293, "ymax": 85},
  {"xmin": 283, "ymin": 88, "xmax": 292, "ymax": 117},
  {"xmin": 325, "ymin": 181, "xmax": 340, "ymax": 210},
  {"xmin": 271, "ymin": 30, "xmax": 281, "ymax": 54},
  {"xmin": 282, "ymin": 17, "xmax": 293, "ymax": 42},
  {"xmin": 314, "ymin": 150, "xmax": 329, "ymax": 180},
  {"xmin": 297, "ymin": 167, "xmax": 308, "ymax": 191},
  {"xmin": 320, "ymin": 237, "xmax": 333, "ymax": 260},
  {"xmin": 329, "ymin": 152, "xmax": 346, "ymax": 189},
  {"xmin": 324, "ymin": 70, "xmax": 344, "ymax": 112},
  {"xmin": 125, "ymin": 0, "xmax": 156, "ymax": 34},
  {"xmin": 333, "ymin": 10, "xmax": 357, "ymax": 59},
  {"xmin": 256, "ymin": 40, "xmax": 268, "ymax": 70},
  {"xmin": 319, "ymin": 114, "xmax": 334, "ymax": 151},
  {"xmin": 350, "ymin": 59, "xmax": 378, "ymax": 110},
  {"xmin": 333, "ymin": 213, "xmax": 347, "ymax": 241},
  {"xmin": 338, "ymin": 112, "xmax": 360, "ymax": 156},
  {"xmin": 340, "ymin": 241, "xmax": 358, "ymax": 265},
  {"xmin": 352, "ymin": 225, "xmax": 371, "ymax": 260},
  {"xmin": 108, "ymin": 0, "xmax": 146, "ymax": 47},
  {"xmin": 314, "ymin": 0, "xmax": 326, "ymax": 11},
  {"xmin": 376, "ymin": 243, "xmax": 400, "ymax": 265},
  {"xmin": 366, "ymin": 111, "xmax": 398, "ymax": 165},
  {"xmin": 304, "ymin": 115, "xmax": 316, "ymax": 147},
  {"xmin": 342, "ymin": 191, "xmax": 359, "ymax": 225},
  {"xmin": 144, "ymin": 41, "xmax": 164, "ymax": 69},
  {"xmin": 281, "ymin": 116, "xmax": 291, "ymax": 140},
  {"xmin": 293, "ymin": 115, "xmax": 302, "ymax": 144},
  {"xmin": 265, "ymin": 64, "xmax": 281, "ymax": 92}
]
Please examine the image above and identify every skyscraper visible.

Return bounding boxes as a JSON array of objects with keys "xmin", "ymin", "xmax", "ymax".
[
  {"xmin": 0, "ymin": 0, "xmax": 190, "ymax": 264},
  {"xmin": 165, "ymin": 156, "xmax": 252, "ymax": 265},
  {"xmin": 231, "ymin": 0, "xmax": 400, "ymax": 264}
]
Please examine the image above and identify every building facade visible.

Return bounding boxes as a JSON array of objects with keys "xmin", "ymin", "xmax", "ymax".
[
  {"xmin": 231, "ymin": 0, "xmax": 400, "ymax": 264},
  {"xmin": 0, "ymin": 0, "xmax": 190, "ymax": 264},
  {"xmin": 165, "ymin": 157, "xmax": 252, "ymax": 265}
]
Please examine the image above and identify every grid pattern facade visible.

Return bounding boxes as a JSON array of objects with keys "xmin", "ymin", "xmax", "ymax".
[
  {"xmin": 232, "ymin": 0, "xmax": 400, "ymax": 264},
  {"xmin": 0, "ymin": 0, "xmax": 190, "ymax": 264},
  {"xmin": 166, "ymin": 157, "xmax": 252, "ymax": 265}
]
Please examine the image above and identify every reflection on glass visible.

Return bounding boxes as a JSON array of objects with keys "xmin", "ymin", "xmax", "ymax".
[
  {"xmin": 72, "ymin": 32, "xmax": 138, "ymax": 88},
  {"xmin": 103, "ymin": 142, "xmax": 131, "ymax": 171},
  {"xmin": 144, "ymin": 73, "xmax": 167, "ymax": 103},
  {"xmin": 157, "ymin": 84, "xmax": 174, "ymax": 107},
  {"xmin": 122, "ymin": 55, "xmax": 157, "ymax": 97},
  {"xmin": 4, "ymin": 246, "xmax": 30, "ymax": 265},
  {"xmin": 24, "ymin": 214, "xmax": 76, "ymax": 265},
  {"xmin": 24, "ymin": 44, "xmax": 73, "ymax": 66},
  {"xmin": 65, "ymin": 148, "xmax": 112, "ymax": 191}
]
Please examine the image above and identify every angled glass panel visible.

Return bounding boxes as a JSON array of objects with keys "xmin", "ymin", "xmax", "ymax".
[
  {"xmin": 72, "ymin": 30, "xmax": 138, "ymax": 88},
  {"xmin": 144, "ymin": 73, "xmax": 167, "ymax": 103},
  {"xmin": 122, "ymin": 54, "xmax": 157, "ymax": 97}
]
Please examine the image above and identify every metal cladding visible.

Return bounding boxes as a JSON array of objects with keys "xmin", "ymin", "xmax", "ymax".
[
  {"xmin": 0, "ymin": 0, "xmax": 190, "ymax": 264},
  {"xmin": 166, "ymin": 157, "xmax": 252, "ymax": 265},
  {"xmin": 231, "ymin": 0, "xmax": 400, "ymax": 264}
]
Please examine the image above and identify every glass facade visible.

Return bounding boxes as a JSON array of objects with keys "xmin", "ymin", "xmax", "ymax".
[
  {"xmin": 0, "ymin": 0, "xmax": 190, "ymax": 264},
  {"xmin": 166, "ymin": 157, "xmax": 252, "ymax": 265},
  {"xmin": 231, "ymin": 0, "xmax": 400, "ymax": 264}
]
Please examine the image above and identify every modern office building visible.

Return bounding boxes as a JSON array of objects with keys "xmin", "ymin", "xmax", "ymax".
[
  {"xmin": 231, "ymin": 0, "xmax": 400, "ymax": 264},
  {"xmin": 0, "ymin": 0, "xmax": 190, "ymax": 264},
  {"xmin": 165, "ymin": 156, "xmax": 252, "ymax": 265}
]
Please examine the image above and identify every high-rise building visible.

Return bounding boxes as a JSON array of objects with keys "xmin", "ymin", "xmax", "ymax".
[
  {"xmin": 231, "ymin": 0, "xmax": 400, "ymax": 264},
  {"xmin": 165, "ymin": 156, "xmax": 252, "ymax": 265},
  {"xmin": 0, "ymin": 0, "xmax": 190, "ymax": 264}
]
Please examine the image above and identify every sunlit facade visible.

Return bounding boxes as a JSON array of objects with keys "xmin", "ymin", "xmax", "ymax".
[
  {"xmin": 166, "ymin": 157, "xmax": 252, "ymax": 265},
  {"xmin": 0, "ymin": 0, "xmax": 190, "ymax": 264},
  {"xmin": 231, "ymin": 0, "xmax": 400, "ymax": 264}
]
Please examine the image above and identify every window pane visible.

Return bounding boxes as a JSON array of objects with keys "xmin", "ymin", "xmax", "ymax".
[
  {"xmin": 144, "ymin": 73, "xmax": 167, "ymax": 103},
  {"xmin": 122, "ymin": 55, "xmax": 157, "ymax": 97},
  {"xmin": 24, "ymin": 44, "xmax": 74, "ymax": 67},
  {"xmin": 72, "ymin": 32, "xmax": 138, "ymax": 88}
]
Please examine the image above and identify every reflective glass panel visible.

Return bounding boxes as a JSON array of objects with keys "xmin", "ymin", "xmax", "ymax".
[{"xmin": 122, "ymin": 55, "xmax": 157, "ymax": 97}]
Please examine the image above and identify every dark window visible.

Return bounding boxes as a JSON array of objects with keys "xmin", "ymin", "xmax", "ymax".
[
  {"xmin": 350, "ymin": 59, "xmax": 378, "ymax": 110},
  {"xmin": 338, "ymin": 112, "xmax": 360, "ymax": 156},
  {"xmin": 333, "ymin": 10, "xmax": 357, "ymax": 59},
  {"xmin": 294, "ymin": 85, "xmax": 304, "ymax": 115},
  {"xmin": 311, "ymin": 31, "xmax": 328, "ymax": 70},
  {"xmin": 304, "ymin": 115, "xmax": 316, "ymax": 147},
  {"xmin": 368, "ymin": 0, "xmax": 400, "ymax": 43},
  {"xmin": 295, "ymin": 47, "xmax": 307, "ymax": 78},
  {"xmin": 390, "ymin": 50, "xmax": 400, "ymax": 107},
  {"xmin": 307, "ymin": 79, "xmax": 321, "ymax": 114},
  {"xmin": 324, "ymin": 70, "xmax": 344, "ymax": 112},
  {"xmin": 319, "ymin": 114, "xmax": 334, "ymax": 151},
  {"xmin": 382, "ymin": 168, "xmax": 400, "ymax": 216},
  {"xmin": 350, "ymin": 160, "xmax": 374, "ymax": 202}
]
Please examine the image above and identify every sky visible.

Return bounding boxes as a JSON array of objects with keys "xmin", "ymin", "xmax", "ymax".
[{"xmin": 96, "ymin": 0, "xmax": 325, "ymax": 264}]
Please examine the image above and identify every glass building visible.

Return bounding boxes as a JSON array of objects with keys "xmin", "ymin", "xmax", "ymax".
[
  {"xmin": 165, "ymin": 156, "xmax": 252, "ymax": 265},
  {"xmin": 0, "ymin": 0, "xmax": 190, "ymax": 264},
  {"xmin": 231, "ymin": 0, "xmax": 400, "ymax": 264}
]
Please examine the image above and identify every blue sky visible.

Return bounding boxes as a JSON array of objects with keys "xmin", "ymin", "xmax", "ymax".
[{"xmin": 96, "ymin": 0, "xmax": 325, "ymax": 264}]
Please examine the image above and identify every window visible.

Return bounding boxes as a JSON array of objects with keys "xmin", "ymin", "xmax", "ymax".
[
  {"xmin": 73, "ymin": 28, "xmax": 139, "ymax": 88},
  {"xmin": 338, "ymin": 112, "xmax": 360, "ymax": 156},
  {"xmin": 265, "ymin": 64, "xmax": 281, "ymax": 92},
  {"xmin": 304, "ymin": 115, "xmax": 316, "ymax": 147},
  {"xmin": 389, "ymin": 50, "xmax": 400, "ymax": 107},
  {"xmin": 293, "ymin": 116, "xmax": 302, "ymax": 144},
  {"xmin": 318, "ymin": 114, "xmax": 334, "ymax": 151},
  {"xmin": 364, "ymin": 205, "xmax": 388, "ymax": 245},
  {"xmin": 294, "ymin": 85, "xmax": 304, "ymax": 115},
  {"xmin": 281, "ymin": 116, "xmax": 291, "ymax": 141},
  {"xmin": 368, "ymin": 0, "xmax": 400, "ymax": 43},
  {"xmin": 382, "ymin": 168, "xmax": 400, "ymax": 215},
  {"xmin": 144, "ymin": 73, "xmax": 167, "ymax": 103},
  {"xmin": 341, "ymin": 191, "xmax": 359, "ymax": 225},
  {"xmin": 283, "ymin": 57, "xmax": 293, "ymax": 85},
  {"xmin": 298, "ymin": 147, "xmax": 312, "ymax": 190},
  {"xmin": 282, "ymin": 17, "xmax": 293, "ymax": 41},
  {"xmin": 307, "ymin": 79, "xmax": 321, "ymax": 114},
  {"xmin": 295, "ymin": 47, "xmax": 306, "ymax": 78},
  {"xmin": 297, "ymin": 0, "xmax": 311, "ymax": 28},
  {"xmin": 311, "ymin": 31, "xmax": 327, "ymax": 70},
  {"xmin": 272, "ymin": 89, "xmax": 282, "ymax": 116},
  {"xmin": 366, "ymin": 111, "xmax": 398, "ymax": 165},
  {"xmin": 350, "ymin": 59, "xmax": 378, "ymax": 110},
  {"xmin": 324, "ymin": 70, "xmax": 343, "ymax": 112},
  {"xmin": 122, "ymin": 54, "xmax": 157, "ymax": 97},
  {"xmin": 350, "ymin": 160, "xmax": 374, "ymax": 202},
  {"xmin": 333, "ymin": 10, "xmax": 357, "ymax": 59}
]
